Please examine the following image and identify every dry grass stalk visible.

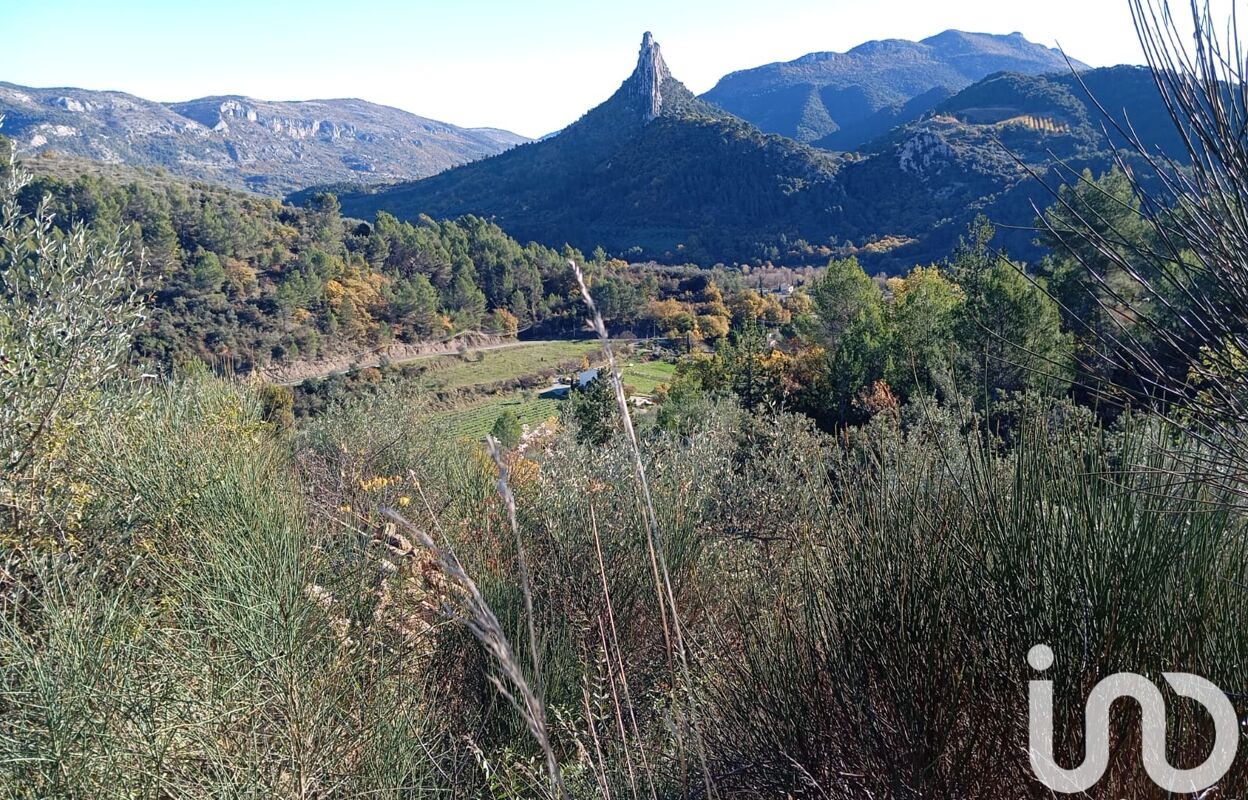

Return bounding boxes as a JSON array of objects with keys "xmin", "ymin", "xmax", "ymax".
[
  {"xmin": 381, "ymin": 506, "xmax": 568, "ymax": 800},
  {"xmin": 570, "ymin": 259, "xmax": 717, "ymax": 799},
  {"xmin": 592, "ymin": 502, "xmax": 656, "ymax": 800}
]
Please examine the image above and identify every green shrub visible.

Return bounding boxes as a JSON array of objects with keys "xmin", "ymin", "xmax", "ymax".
[
  {"xmin": 0, "ymin": 149, "xmax": 143, "ymax": 548},
  {"xmin": 0, "ymin": 378, "xmax": 449, "ymax": 797},
  {"xmin": 699, "ymin": 403, "xmax": 1248, "ymax": 798},
  {"xmin": 491, "ymin": 410, "xmax": 523, "ymax": 449}
]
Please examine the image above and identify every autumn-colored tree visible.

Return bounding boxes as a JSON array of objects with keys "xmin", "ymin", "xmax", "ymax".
[
  {"xmin": 489, "ymin": 308, "xmax": 520, "ymax": 336},
  {"xmin": 698, "ymin": 313, "xmax": 730, "ymax": 341},
  {"xmin": 648, "ymin": 298, "xmax": 698, "ymax": 337},
  {"xmin": 729, "ymin": 289, "xmax": 768, "ymax": 325}
]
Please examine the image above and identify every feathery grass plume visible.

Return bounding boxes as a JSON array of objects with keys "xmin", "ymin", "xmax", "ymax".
[
  {"xmin": 569, "ymin": 259, "xmax": 716, "ymax": 799},
  {"xmin": 482, "ymin": 434, "xmax": 564, "ymax": 797},
  {"xmin": 382, "ymin": 504, "xmax": 568, "ymax": 800}
]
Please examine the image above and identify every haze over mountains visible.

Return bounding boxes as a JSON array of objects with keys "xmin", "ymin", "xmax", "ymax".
[
  {"xmin": 0, "ymin": 83, "xmax": 529, "ymax": 196},
  {"xmin": 702, "ymin": 30, "xmax": 1088, "ymax": 150}
]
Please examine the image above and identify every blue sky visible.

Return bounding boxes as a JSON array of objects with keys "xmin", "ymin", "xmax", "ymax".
[{"xmin": 4, "ymin": 0, "xmax": 1147, "ymax": 138}]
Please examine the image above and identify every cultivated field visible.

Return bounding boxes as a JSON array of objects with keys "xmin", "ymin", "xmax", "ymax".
[
  {"xmin": 421, "ymin": 340, "xmax": 601, "ymax": 390},
  {"xmin": 427, "ymin": 342, "xmax": 677, "ymax": 438}
]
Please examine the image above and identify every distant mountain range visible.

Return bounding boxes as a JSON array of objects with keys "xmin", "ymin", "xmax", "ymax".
[
  {"xmin": 1, "ymin": 30, "xmax": 1182, "ymax": 272},
  {"xmin": 332, "ymin": 33, "xmax": 1176, "ymax": 270},
  {"xmin": 0, "ymin": 83, "xmax": 528, "ymax": 195},
  {"xmin": 702, "ymin": 30, "xmax": 1087, "ymax": 151}
]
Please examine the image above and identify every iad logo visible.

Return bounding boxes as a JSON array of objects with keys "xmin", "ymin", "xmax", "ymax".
[{"xmin": 1028, "ymin": 644, "xmax": 1239, "ymax": 793}]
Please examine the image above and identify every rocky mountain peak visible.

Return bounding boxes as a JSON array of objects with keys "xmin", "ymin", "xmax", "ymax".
[{"xmin": 630, "ymin": 32, "xmax": 671, "ymax": 120}]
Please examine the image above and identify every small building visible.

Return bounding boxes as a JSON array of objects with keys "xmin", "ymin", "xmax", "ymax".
[{"xmin": 541, "ymin": 367, "xmax": 602, "ymax": 400}]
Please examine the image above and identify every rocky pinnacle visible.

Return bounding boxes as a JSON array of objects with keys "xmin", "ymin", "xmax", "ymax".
[{"xmin": 630, "ymin": 32, "xmax": 671, "ymax": 121}]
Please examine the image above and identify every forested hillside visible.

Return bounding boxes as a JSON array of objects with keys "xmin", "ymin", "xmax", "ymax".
[
  {"xmin": 812, "ymin": 65, "xmax": 1182, "ymax": 269},
  {"xmin": 5, "ymin": 137, "xmax": 801, "ymax": 373},
  {"xmin": 9, "ymin": 156, "xmax": 556, "ymax": 371},
  {"xmin": 333, "ymin": 34, "xmax": 852, "ymax": 267},
  {"xmin": 4, "ymin": 39, "xmax": 1180, "ymax": 274}
]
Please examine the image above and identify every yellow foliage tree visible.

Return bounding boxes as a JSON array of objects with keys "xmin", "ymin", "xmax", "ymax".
[
  {"xmin": 698, "ymin": 314, "xmax": 731, "ymax": 341},
  {"xmin": 490, "ymin": 308, "xmax": 520, "ymax": 336},
  {"xmin": 649, "ymin": 298, "xmax": 697, "ymax": 337},
  {"xmin": 730, "ymin": 290, "xmax": 767, "ymax": 323}
]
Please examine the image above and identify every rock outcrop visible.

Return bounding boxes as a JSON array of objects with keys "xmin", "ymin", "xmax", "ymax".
[
  {"xmin": 629, "ymin": 32, "xmax": 671, "ymax": 121},
  {"xmin": 0, "ymin": 82, "xmax": 530, "ymax": 197}
]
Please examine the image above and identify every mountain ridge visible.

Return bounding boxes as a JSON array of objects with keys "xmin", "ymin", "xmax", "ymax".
[
  {"xmin": 334, "ymin": 39, "xmax": 1177, "ymax": 272},
  {"xmin": 827, "ymin": 64, "xmax": 1180, "ymax": 268},
  {"xmin": 701, "ymin": 30, "xmax": 1088, "ymax": 149},
  {"xmin": 5, "ymin": 32, "xmax": 1176, "ymax": 274},
  {"xmin": 0, "ymin": 82, "xmax": 529, "ymax": 196}
]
